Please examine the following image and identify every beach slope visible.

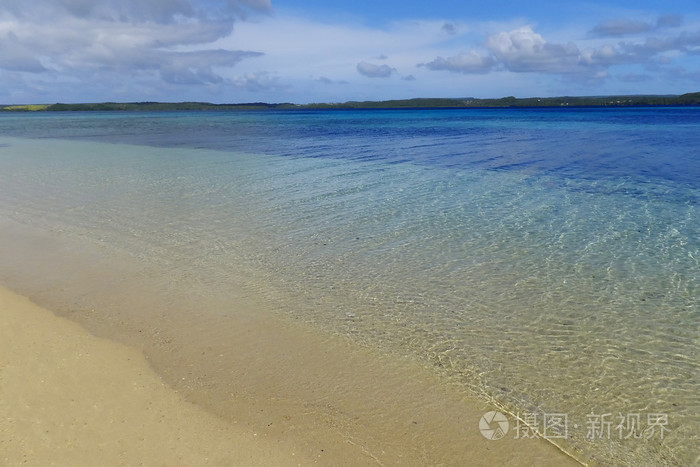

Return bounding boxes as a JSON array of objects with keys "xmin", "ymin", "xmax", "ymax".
[{"xmin": 0, "ymin": 285, "xmax": 306, "ymax": 466}]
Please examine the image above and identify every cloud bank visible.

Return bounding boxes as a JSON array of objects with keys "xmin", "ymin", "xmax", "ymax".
[
  {"xmin": 421, "ymin": 16, "xmax": 700, "ymax": 87},
  {"xmin": 590, "ymin": 15, "xmax": 683, "ymax": 37},
  {"xmin": 0, "ymin": 0, "xmax": 269, "ymax": 100},
  {"xmin": 0, "ymin": 3, "xmax": 697, "ymax": 103}
]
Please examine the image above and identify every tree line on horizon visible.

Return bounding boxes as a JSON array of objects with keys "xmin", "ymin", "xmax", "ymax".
[{"xmin": 2, "ymin": 92, "xmax": 699, "ymax": 112}]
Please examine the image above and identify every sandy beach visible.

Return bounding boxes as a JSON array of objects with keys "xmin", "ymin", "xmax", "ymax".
[
  {"xmin": 0, "ymin": 282, "xmax": 581, "ymax": 466},
  {"xmin": 0, "ymin": 285, "xmax": 312, "ymax": 466}
]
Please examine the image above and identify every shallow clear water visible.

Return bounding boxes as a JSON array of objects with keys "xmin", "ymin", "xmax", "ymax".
[{"xmin": 0, "ymin": 108, "xmax": 698, "ymax": 465}]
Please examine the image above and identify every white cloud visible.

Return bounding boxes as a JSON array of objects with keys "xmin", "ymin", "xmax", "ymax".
[
  {"xmin": 232, "ymin": 71, "xmax": 286, "ymax": 92},
  {"xmin": 422, "ymin": 51, "xmax": 495, "ymax": 74},
  {"xmin": 485, "ymin": 26, "xmax": 581, "ymax": 74},
  {"xmin": 357, "ymin": 61, "xmax": 394, "ymax": 78},
  {"xmin": 578, "ymin": 44, "xmax": 625, "ymax": 68}
]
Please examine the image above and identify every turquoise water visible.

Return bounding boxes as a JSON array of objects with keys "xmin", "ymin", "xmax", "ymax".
[{"xmin": 0, "ymin": 109, "xmax": 698, "ymax": 465}]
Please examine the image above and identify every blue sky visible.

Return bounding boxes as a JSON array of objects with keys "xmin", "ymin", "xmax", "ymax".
[{"xmin": 0, "ymin": 0, "xmax": 698, "ymax": 104}]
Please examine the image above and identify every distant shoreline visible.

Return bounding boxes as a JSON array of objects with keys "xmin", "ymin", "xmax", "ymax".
[{"xmin": 2, "ymin": 92, "xmax": 699, "ymax": 111}]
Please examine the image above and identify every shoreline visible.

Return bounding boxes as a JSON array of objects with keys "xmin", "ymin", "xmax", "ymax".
[
  {"xmin": 0, "ymin": 284, "xmax": 308, "ymax": 466},
  {"xmin": 0, "ymin": 281, "xmax": 580, "ymax": 465}
]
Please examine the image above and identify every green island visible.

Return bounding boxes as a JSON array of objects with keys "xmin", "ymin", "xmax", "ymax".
[{"xmin": 2, "ymin": 92, "xmax": 699, "ymax": 111}]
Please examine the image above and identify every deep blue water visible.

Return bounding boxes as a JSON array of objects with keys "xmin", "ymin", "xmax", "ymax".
[
  {"xmin": 0, "ymin": 108, "xmax": 698, "ymax": 465},
  {"xmin": 2, "ymin": 108, "xmax": 699, "ymax": 184}
]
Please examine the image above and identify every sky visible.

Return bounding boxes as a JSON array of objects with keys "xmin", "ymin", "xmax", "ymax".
[{"xmin": 0, "ymin": 0, "xmax": 699, "ymax": 104}]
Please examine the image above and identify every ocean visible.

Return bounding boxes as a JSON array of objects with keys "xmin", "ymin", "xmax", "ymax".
[{"xmin": 0, "ymin": 108, "xmax": 698, "ymax": 465}]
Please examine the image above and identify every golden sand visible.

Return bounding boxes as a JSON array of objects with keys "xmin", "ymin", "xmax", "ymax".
[{"xmin": 0, "ymin": 285, "xmax": 310, "ymax": 466}]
